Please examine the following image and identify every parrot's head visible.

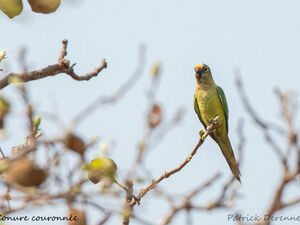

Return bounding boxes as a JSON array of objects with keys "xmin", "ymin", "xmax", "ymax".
[{"xmin": 194, "ymin": 64, "xmax": 214, "ymax": 86}]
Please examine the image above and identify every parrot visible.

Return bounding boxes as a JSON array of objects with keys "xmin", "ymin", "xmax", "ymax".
[{"xmin": 193, "ymin": 63, "xmax": 241, "ymax": 183}]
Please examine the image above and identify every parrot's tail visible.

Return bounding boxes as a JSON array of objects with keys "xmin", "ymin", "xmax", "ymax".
[{"xmin": 217, "ymin": 136, "xmax": 241, "ymax": 183}]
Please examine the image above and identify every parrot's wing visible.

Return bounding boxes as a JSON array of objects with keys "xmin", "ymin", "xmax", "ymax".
[
  {"xmin": 216, "ymin": 86, "xmax": 229, "ymax": 133},
  {"xmin": 194, "ymin": 95, "xmax": 207, "ymax": 129}
]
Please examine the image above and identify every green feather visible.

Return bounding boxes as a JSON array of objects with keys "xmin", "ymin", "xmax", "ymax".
[
  {"xmin": 216, "ymin": 86, "xmax": 229, "ymax": 133},
  {"xmin": 194, "ymin": 95, "xmax": 206, "ymax": 130}
]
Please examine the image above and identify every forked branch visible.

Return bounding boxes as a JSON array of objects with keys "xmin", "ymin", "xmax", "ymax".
[{"xmin": 0, "ymin": 39, "xmax": 107, "ymax": 90}]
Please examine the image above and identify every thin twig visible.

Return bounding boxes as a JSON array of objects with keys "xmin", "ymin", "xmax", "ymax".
[
  {"xmin": 121, "ymin": 117, "xmax": 219, "ymax": 225},
  {"xmin": 235, "ymin": 69, "xmax": 284, "ymax": 161},
  {"xmin": 235, "ymin": 70, "xmax": 300, "ymax": 225},
  {"xmin": 71, "ymin": 44, "xmax": 146, "ymax": 127},
  {"xmin": 159, "ymin": 173, "xmax": 221, "ymax": 225},
  {"xmin": 0, "ymin": 39, "xmax": 106, "ymax": 90},
  {"xmin": 132, "ymin": 118, "xmax": 219, "ymax": 206}
]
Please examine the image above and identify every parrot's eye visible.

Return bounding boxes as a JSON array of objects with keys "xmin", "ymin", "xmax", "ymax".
[{"xmin": 204, "ymin": 67, "xmax": 209, "ymax": 72}]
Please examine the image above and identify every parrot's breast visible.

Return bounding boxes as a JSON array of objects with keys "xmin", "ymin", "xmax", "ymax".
[{"xmin": 196, "ymin": 87, "xmax": 226, "ymax": 130}]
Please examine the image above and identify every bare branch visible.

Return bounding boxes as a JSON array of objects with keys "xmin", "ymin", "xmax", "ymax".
[
  {"xmin": 0, "ymin": 39, "xmax": 106, "ymax": 90},
  {"xmin": 98, "ymin": 213, "xmax": 111, "ymax": 225},
  {"xmin": 58, "ymin": 39, "xmax": 68, "ymax": 62},
  {"xmin": 234, "ymin": 69, "xmax": 284, "ymax": 162},
  {"xmin": 235, "ymin": 70, "xmax": 300, "ymax": 225},
  {"xmin": 159, "ymin": 173, "xmax": 221, "ymax": 225},
  {"xmin": 121, "ymin": 118, "xmax": 219, "ymax": 225},
  {"xmin": 133, "ymin": 118, "xmax": 219, "ymax": 206},
  {"xmin": 281, "ymin": 196, "xmax": 300, "ymax": 208},
  {"xmin": 71, "ymin": 44, "xmax": 146, "ymax": 127}
]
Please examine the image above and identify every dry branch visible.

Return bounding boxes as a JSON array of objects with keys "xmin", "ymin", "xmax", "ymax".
[
  {"xmin": 234, "ymin": 70, "xmax": 284, "ymax": 161},
  {"xmin": 235, "ymin": 70, "xmax": 300, "ymax": 225},
  {"xmin": 159, "ymin": 173, "xmax": 221, "ymax": 225},
  {"xmin": 70, "ymin": 44, "xmax": 146, "ymax": 127},
  {"xmin": 121, "ymin": 117, "xmax": 220, "ymax": 225},
  {"xmin": 0, "ymin": 39, "xmax": 106, "ymax": 90}
]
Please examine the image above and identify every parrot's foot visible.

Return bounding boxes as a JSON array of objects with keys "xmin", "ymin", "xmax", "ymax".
[
  {"xmin": 209, "ymin": 116, "xmax": 220, "ymax": 125},
  {"xmin": 207, "ymin": 116, "xmax": 220, "ymax": 133},
  {"xmin": 198, "ymin": 130, "xmax": 206, "ymax": 140}
]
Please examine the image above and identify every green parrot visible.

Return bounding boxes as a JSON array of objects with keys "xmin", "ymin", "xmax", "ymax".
[{"xmin": 193, "ymin": 63, "xmax": 241, "ymax": 182}]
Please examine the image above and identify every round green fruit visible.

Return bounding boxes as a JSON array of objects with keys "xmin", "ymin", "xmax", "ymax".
[{"xmin": 0, "ymin": 0, "xmax": 23, "ymax": 18}]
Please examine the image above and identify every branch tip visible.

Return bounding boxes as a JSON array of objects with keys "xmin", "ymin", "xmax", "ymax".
[{"xmin": 0, "ymin": 40, "xmax": 106, "ymax": 90}]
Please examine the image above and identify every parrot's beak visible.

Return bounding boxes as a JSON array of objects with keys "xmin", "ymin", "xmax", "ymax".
[
  {"xmin": 195, "ymin": 68, "xmax": 202, "ymax": 77},
  {"xmin": 195, "ymin": 64, "xmax": 204, "ymax": 78}
]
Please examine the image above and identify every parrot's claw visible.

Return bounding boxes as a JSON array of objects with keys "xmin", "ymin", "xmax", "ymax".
[
  {"xmin": 199, "ymin": 130, "xmax": 206, "ymax": 140},
  {"xmin": 209, "ymin": 116, "xmax": 220, "ymax": 127},
  {"xmin": 210, "ymin": 116, "xmax": 219, "ymax": 124}
]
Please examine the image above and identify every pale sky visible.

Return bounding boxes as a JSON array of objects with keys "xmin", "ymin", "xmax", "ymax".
[{"xmin": 1, "ymin": 0, "xmax": 300, "ymax": 224}]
